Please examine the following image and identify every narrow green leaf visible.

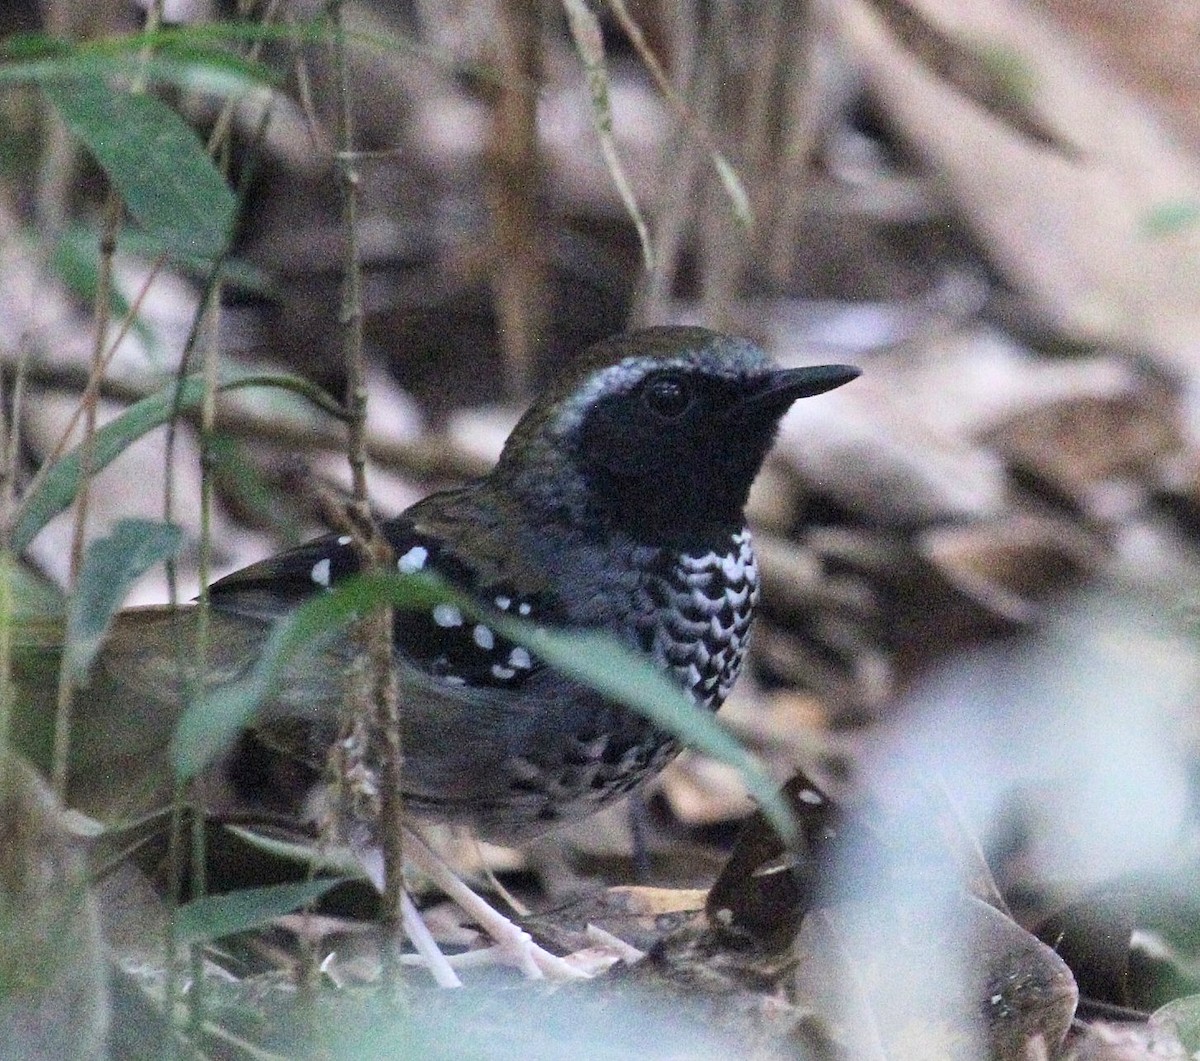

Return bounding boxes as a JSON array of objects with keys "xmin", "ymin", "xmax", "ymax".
[
  {"xmin": 11, "ymin": 377, "xmax": 205, "ymax": 554},
  {"xmin": 0, "ymin": 32, "xmax": 275, "ymax": 95},
  {"xmin": 64, "ymin": 519, "xmax": 183, "ymax": 681},
  {"xmin": 43, "ymin": 78, "xmax": 235, "ymax": 258},
  {"xmin": 170, "ymin": 575, "xmax": 447, "ymax": 781},
  {"xmin": 223, "ymin": 824, "xmax": 365, "ymax": 877},
  {"xmin": 12, "ymin": 373, "xmax": 345, "ymax": 556},
  {"xmin": 112, "ymin": 228, "xmax": 276, "ymax": 294},
  {"xmin": 173, "ymin": 879, "xmax": 349, "ymax": 945},
  {"xmin": 499, "ymin": 624, "xmax": 796, "ymax": 844},
  {"xmin": 51, "ymin": 228, "xmax": 156, "ymax": 354}
]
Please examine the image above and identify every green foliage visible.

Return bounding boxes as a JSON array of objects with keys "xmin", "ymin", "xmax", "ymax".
[
  {"xmin": 173, "ymin": 879, "xmax": 350, "ymax": 946},
  {"xmin": 49, "ymin": 227, "xmax": 274, "ymax": 352},
  {"xmin": 0, "ymin": 31, "xmax": 275, "ymax": 94},
  {"xmin": 1153, "ymin": 995, "xmax": 1200, "ymax": 1053},
  {"xmin": 50, "ymin": 227, "xmax": 157, "ymax": 353},
  {"xmin": 63, "ymin": 519, "xmax": 183, "ymax": 682},
  {"xmin": 169, "ymin": 573, "xmax": 449, "ymax": 782},
  {"xmin": 11, "ymin": 376, "xmax": 207, "ymax": 554},
  {"xmin": 42, "ymin": 78, "xmax": 234, "ymax": 258},
  {"xmin": 0, "ymin": 29, "xmax": 283, "ymax": 259},
  {"xmin": 12, "ymin": 372, "xmax": 345, "ymax": 555},
  {"xmin": 1143, "ymin": 200, "xmax": 1200, "ymax": 238}
]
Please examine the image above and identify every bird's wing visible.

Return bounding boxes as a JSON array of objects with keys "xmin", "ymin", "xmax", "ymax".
[{"xmin": 208, "ymin": 498, "xmax": 556, "ymax": 693}]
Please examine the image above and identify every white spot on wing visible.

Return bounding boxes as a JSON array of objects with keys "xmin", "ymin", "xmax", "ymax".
[
  {"xmin": 397, "ymin": 545, "xmax": 428, "ymax": 574},
  {"xmin": 433, "ymin": 603, "xmax": 463, "ymax": 628},
  {"xmin": 310, "ymin": 558, "xmax": 331, "ymax": 587},
  {"xmin": 495, "ymin": 595, "xmax": 511, "ymax": 610},
  {"xmin": 473, "ymin": 624, "xmax": 495, "ymax": 650},
  {"xmin": 491, "ymin": 664, "xmax": 516, "ymax": 680},
  {"xmin": 518, "ymin": 602, "xmax": 532, "ymax": 616},
  {"xmin": 509, "ymin": 646, "xmax": 532, "ymax": 669},
  {"xmin": 337, "ymin": 535, "xmax": 352, "ymax": 546}
]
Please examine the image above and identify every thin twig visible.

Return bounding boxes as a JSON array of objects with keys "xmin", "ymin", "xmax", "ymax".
[
  {"xmin": 631, "ymin": 0, "xmax": 702, "ymax": 326},
  {"xmin": 50, "ymin": 189, "xmax": 121, "ymax": 801},
  {"xmin": 329, "ymin": 0, "xmax": 405, "ymax": 960},
  {"xmin": 205, "ymin": 0, "xmax": 285, "ymax": 156},
  {"xmin": 18, "ymin": 248, "xmax": 170, "ymax": 508},
  {"xmin": 486, "ymin": 0, "xmax": 545, "ymax": 399},
  {"xmin": 8, "ymin": 360, "xmax": 488, "ymax": 482}
]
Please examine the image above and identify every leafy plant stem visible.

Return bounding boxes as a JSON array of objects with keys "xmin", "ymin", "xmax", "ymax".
[
  {"xmin": 329, "ymin": 0, "xmax": 406, "ymax": 963},
  {"xmin": 19, "ymin": 247, "xmax": 170, "ymax": 511},
  {"xmin": 50, "ymin": 189, "xmax": 121, "ymax": 801}
]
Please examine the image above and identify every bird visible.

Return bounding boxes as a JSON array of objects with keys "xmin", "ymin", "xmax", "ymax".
[
  {"xmin": 204, "ymin": 326, "xmax": 858, "ymax": 840},
  {"xmin": 23, "ymin": 326, "xmax": 858, "ymax": 979}
]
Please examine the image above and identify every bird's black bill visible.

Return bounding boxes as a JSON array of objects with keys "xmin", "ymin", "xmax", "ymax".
[{"xmin": 742, "ymin": 364, "xmax": 861, "ymax": 411}]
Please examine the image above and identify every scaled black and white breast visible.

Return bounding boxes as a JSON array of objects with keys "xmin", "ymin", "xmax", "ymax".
[{"xmin": 631, "ymin": 528, "xmax": 760, "ymax": 710}]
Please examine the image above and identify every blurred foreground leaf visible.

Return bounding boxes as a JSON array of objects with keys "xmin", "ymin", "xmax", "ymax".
[
  {"xmin": 43, "ymin": 78, "xmax": 235, "ymax": 258},
  {"xmin": 173, "ymin": 879, "xmax": 350, "ymax": 946},
  {"xmin": 13, "ymin": 372, "xmax": 345, "ymax": 555},
  {"xmin": 12, "ymin": 376, "xmax": 206, "ymax": 554},
  {"xmin": 0, "ymin": 754, "xmax": 108, "ymax": 1059},
  {"xmin": 0, "ymin": 31, "xmax": 273, "ymax": 95},
  {"xmin": 63, "ymin": 519, "xmax": 182, "ymax": 682}
]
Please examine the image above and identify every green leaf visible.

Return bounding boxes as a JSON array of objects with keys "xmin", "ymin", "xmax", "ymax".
[
  {"xmin": 223, "ymin": 824, "xmax": 366, "ymax": 878},
  {"xmin": 170, "ymin": 574, "xmax": 448, "ymax": 781},
  {"xmin": 42, "ymin": 77, "xmax": 235, "ymax": 258},
  {"xmin": 112, "ymin": 228, "xmax": 276, "ymax": 294},
  {"xmin": 64, "ymin": 519, "xmax": 183, "ymax": 681},
  {"xmin": 171, "ymin": 573, "xmax": 798, "ymax": 844},
  {"xmin": 1153, "ymin": 995, "xmax": 1200, "ymax": 1052},
  {"xmin": 1143, "ymin": 200, "xmax": 1200, "ymax": 238},
  {"xmin": 12, "ymin": 372, "xmax": 345, "ymax": 556},
  {"xmin": 0, "ymin": 32, "xmax": 275, "ymax": 96},
  {"xmin": 172, "ymin": 879, "xmax": 349, "ymax": 946},
  {"xmin": 494, "ymin": 623, "xmax": 796, "ymax": 844},
  {"xmin": 11, "ymin": 376, "xmax": 206, "ymax": 554},
  {"xmin": 0, "ymin": 556, "xmax": 64, "ymax": 623},
  {"xmin": 52, "ymin": 225, "xmax": 275, "ymax": 327},
  {"xmin": 51, "ymin": 227, "xmax": 157, "ymax": 354}
]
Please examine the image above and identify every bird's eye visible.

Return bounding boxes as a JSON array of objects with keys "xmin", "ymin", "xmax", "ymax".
[{"xmin": 643, "ymin": 374, "xmax": 693, "ymax": 419}]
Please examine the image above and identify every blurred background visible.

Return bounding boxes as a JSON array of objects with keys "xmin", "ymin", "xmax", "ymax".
[{"xmin": 4, "ymin": 0, "xmax": 1200, "ymax": 1053}]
